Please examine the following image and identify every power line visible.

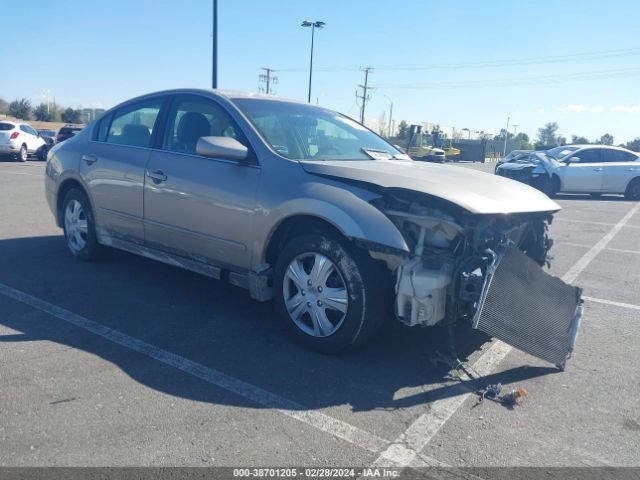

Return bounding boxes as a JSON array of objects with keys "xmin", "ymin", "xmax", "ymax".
[
  {"xmin": 276, "ymin": 47, "xmax": 640, "ymax": 72},
  {"xmin": 356, "ymin": 67, "xmax": 373, "ymax": 124},
  {"xmin": 258, "ymin": 67, "xmax": 278, "ymax": 95}
]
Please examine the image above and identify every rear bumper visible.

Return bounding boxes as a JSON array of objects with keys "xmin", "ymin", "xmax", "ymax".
[{"xmin": 0, "ymin": 144, "xmax": 19, "ymax": 154}]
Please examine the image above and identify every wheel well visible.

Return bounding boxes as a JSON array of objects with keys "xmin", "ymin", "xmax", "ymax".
[
  {"xmin": 56, "ymin": 179, "xmax": 86, "ymax": 226},
  {"xmin": 626, "ymin": 176, "xmax": 640, "ymax": 189},
  {"xmin": 264, "ymin": 215, "xmax": 345, "ymax": 268}
]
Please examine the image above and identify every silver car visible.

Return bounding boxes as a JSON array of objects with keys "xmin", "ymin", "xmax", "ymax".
[
  {"xmin": 496, "ymin": 145, "xmax": 640, "ymax": 198},
  {"xmin": 45, "ymin": 89, "xmax": 583, "ymax": 367}
]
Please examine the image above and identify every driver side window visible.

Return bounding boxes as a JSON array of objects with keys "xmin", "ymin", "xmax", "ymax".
[
  {"xmin": 163, "ymin": 96, "xmax": 246, "ymax": 156},
  {"xmin": 574, "ymin": 149, "xmax": 601, "ymax": 163}
]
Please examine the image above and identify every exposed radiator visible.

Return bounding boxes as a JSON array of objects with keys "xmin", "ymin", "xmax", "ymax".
[{"xmin": 473, "ymin": 247, "xmax": 583, "ymax": 369}]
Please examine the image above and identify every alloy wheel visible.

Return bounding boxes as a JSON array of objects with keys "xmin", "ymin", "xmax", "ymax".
[{"xmin": 64, "ymin": 199, "xmax": 88, "ymax": 252}]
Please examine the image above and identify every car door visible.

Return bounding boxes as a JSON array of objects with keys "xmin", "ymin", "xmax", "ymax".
[
  {"xmin": 80, "ymin": 97, "xmax": 165, "ymax": 243},
  {"xmin": 601, "ymin": 149, "xmax": 640, "ymax": 193},
  {"xmin": 143, "ymin": 94, "xmax": 260, "ymax": 271},
  {"xmin": 20, "ymin": 125, "xmax": 39, "ymax": 152},
  {"xmin": 557, "ymin": 148, "xmax": 604, "ymax": 192}
]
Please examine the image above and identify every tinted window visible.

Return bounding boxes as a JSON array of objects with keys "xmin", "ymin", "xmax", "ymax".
[
  {"xmin": 574, "ymin": 149, "xmax": 601, "ymax": 163},
  {"xmin": 0, "ymin": 123, "xmax": 14, "ymax": 131},
  {"xmin": 603, "ymin": 150, "xmax": 638, "ymax": 163},
  {"xmin": 163, "ymin": 96, "xmax": 246, "ymax": 156},
  {"xmin": 95, "ymin": 114, "xmax": 113, "ymax": 142},
  {"xmin": 20, "ymin": 125, "xmax": 29, "ymax": 134},
  {"xmin": 106, "ymin": 100, "xmax": 162, "ymax": 148},
  {"xmin": 26, "ymin": 125, "xmax": 38, "ymax": 136}
]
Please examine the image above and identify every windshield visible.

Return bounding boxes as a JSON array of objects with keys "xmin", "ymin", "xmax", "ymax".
[
  {"xmin": 545, "ymin": 146, "xmax": 579, "ymax": 160},
  {"xmin": 234, "ymin": 98, "xmax": 403, "ymax": 161}
]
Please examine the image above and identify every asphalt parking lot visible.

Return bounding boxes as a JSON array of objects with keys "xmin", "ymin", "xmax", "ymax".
[{"xmin": 1, "ymin": 159, "xmax": 638, "ymax": 468}]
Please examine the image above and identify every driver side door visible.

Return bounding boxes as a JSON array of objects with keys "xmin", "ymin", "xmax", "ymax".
[{"xmin": 558, "ymin": 148, "xmax": 604, "ymax": 192}]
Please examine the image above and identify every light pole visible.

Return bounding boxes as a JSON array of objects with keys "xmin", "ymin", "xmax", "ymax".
[
  {"xmin": 502, "ymin": 116, "xmax": 510, "ymax": 156},
  {"xmin": 301, "ymin": 20, "xmax": 325, "ymax": 103},
  {"xmin": 212, "ymin": 0, "xmax": 218, "ymax": 88},
  {"xmin": 383, "ymin": 95, "xmax": 393, "ymax": 138}
]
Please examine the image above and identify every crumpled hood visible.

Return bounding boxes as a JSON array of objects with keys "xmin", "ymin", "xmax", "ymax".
[{"xmin": 301, "ymin": 159, "xmax": 560, "ymax": 214}]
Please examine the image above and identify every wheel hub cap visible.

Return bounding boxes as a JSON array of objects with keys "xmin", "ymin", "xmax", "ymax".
[{"xmin": 64, "ymin": 200, "xmax": 88, "ymax": 252}]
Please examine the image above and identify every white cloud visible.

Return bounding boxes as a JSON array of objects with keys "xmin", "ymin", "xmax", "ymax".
[
  {"xmin": 610, "ymin": 105, "xmax": 640, "ymax": 113},
  {"xmin": 556, "ymin": 104, "xmax": 589, "ymax": 114},
  {"xmin": 590, "ymin": 106, "xmax": 604, "ymax": 112},
  {"xmin": 536, "ymin": 108, "xmax": 545, "ymax": 114}
]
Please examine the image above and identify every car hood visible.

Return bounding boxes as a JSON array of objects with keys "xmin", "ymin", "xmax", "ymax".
[{"xmin": 301, "ymin": 159, "xmax": 560, "ymax": 214}]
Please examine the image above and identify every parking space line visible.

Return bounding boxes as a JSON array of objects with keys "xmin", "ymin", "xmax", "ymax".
[
  {"xmin": 558, "ymin": 241, "xmax": 640, "ymax": 256},
  {"xmin": 373, "ymin": 203, "xmax": 640, "ymax": 468},
  {"xmin": 554, "ymin": 217, "xmax": 640, "ymax": 230},
  {"xmin": 0, "ymin": 283, "xmax": 390, "ymax": 455},
  {"xmin": 563, "ymin": 203, "xmax": 640, "ymax": 284},
  {"xmin": 0, "ymin": 171, "xmax": 42, "ymax": 177},
  {"xmin": 584, "ymin": 296, "xmax": 640, "ymax": 311}
]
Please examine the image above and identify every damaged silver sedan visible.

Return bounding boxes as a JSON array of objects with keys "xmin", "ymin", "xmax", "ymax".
[{"xmin": 45, "ymin": 89, "xmax": 583, "ymax": 368}]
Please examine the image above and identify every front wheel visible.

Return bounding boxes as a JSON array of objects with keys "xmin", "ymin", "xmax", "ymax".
[
  {"xmin": 62, "ymin": 188, "xmax": 103, "ymax": 261},
  {"xmin": 36, "ymin": 146, "xmax": 48, "ymax": 161},
  {"xmin": 274, "ymin": 233, "xmax": 390, "ymax": 353}
]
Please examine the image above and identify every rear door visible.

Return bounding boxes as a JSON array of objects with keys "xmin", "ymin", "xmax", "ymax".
[
  {"xmin": 558, "ymin": 148, "xmax": 604, "ymax": 192},
  {"xmin": 80, "ymin": 97, "xmax": 165, "ymax": 243},
  {"xmin": 143, "ymin": 94, "xmax": 260, "ymax": 270},
  {"xmin": 601, "ymin": 149, "xmax": 640, "ymax": 193}
]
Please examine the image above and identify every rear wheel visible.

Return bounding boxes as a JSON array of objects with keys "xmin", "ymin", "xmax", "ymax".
[
  {"xmin": 16, "ymin": 144, "xmax": 27, "ymax": 162},
  {"xmin": 62, "ymin": 189, "xmax": 103, "ymax": 260},
  {"xmin": 625, "ymin": 178, "xmax": 640, "ymax": 200},
  {"xmin": 274, "ymin": 233, "xmax": 389, "ymax": 353}
]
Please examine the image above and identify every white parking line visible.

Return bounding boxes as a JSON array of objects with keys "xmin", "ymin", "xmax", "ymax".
[
  {"xmin": 0, "ymin": 171, "xmax": 41, "ymax": 177},
  {"xmin": 563, "ymin": 203, "xmax": 640, "ymax": 284},
  {"xmin": 584, "ymin": 296, "xmax": 640, "ymax": 311},
  {"xmin": 554, "ymin": 217, "xmax": 640, "ymax": 230},
  {"xmin": 372, "ymin": 202, "xmax": 640, "ymax": 467},
  {"xmin": 0, "ymin": 283, "xmax": 390, "ymax": 455},
  {"xmin": 558, "ymin": 241, "xmax": 640, "ymax": 256}
]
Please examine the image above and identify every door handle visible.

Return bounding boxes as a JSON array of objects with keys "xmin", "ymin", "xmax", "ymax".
[
  {"xmin": 146, "ymin": 169, "xmax": 167, "ymax": 183},
  {"xmin": 81, "ymin": 154, "xmax": 98, "ymax": 165},
  {"xmin": 592, "ymin": 168, "xmax": 603, "ymax": 172},
  {"xmin": 627, "ymin": 168, "xmax": 639, "ymax": 172}
]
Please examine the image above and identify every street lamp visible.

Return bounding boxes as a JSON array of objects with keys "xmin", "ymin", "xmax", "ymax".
[
  {"xmin": 301, "ymin": 20, "xmax": 325, "ymax": 103},
  {"xmin": 383, "ymin": 94, "xmax": 393, "ymax": 138}
]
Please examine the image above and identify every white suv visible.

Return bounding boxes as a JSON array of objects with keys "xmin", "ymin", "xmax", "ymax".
[{"xmin": 0, "ymin": 121, "xmax": 48, "ymax": 161}]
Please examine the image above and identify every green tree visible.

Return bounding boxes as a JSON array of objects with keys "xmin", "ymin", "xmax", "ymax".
[
  {"xmin": 557, "ymin": 135, "xmax": 567, "ymax": 146},
  {"xmin": 61, "ymin": 107, "xmax": 82, "ymax": 123},
  {"xmin": 571, "ymin": 135, "xmax": 589, "ymax": 144},
  {"xmin": 625, "ymin": 138, "xmax": 640, "ymax": 152},
  {"xmin": 397, "ymin": 120, "xmax": 408, "ymax": 139},
  {"xmin": 536, "ymin": 122, "xmax": 559, "ymax": 147},
  {"xmin": 34, "ymin": 103, "xmax": 53, "ymax": 121},
  {"xmin": 598, "ymin": 133, "xmax": 614, "ymax": 145},
  {"xmin": 0, "ymin": 97, "xmax": 8, "ymax": 115},
  {"xmin": 9, "ymin": 98, "xmax": 32, "ymax": 119}
]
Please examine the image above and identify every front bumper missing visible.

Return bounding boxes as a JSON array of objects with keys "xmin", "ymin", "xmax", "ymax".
[{"xmin": 472, "ymin": 246, "xmax": 583, "ymax": 369}]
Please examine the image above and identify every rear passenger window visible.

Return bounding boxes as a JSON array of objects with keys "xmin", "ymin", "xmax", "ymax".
[
  {"xmin": 604, "ymin": 150, "xmax": 639, "ymax": 163},
  {"xmin": 95, "ymin": 114, "xmax": 113, "ymax": 142},
  {"xmin": 106, "ymin": 100, "xmax": 162, "ymax": 148}
]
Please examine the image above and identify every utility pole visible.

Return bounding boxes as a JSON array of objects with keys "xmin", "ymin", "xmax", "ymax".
[
  {"xmin": 383, "ymin": 94, "xmax": 393, "ymax": 138},
  {"xmin": 211, "ymin": 0, "xmax": 218, "ymax": 89},
  {"xmin": 356, "ymin": 67, "xmax": 374, "ymax": 124},
  {"xmin": 259, "ymin": 68, "xmax": 278, "ymax": 95},
  {"xmin": 502, "ymin": 116, "xmax": 510, "ymax": 156}
]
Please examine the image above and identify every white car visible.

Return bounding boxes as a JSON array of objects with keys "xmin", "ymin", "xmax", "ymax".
[
  {"xmin": 496, "ymin": 145, "xmax": 640, "ymax": 199},
  {"xmin": 0, "ymin": 121, "xmax": 48, "ymax": 162}
]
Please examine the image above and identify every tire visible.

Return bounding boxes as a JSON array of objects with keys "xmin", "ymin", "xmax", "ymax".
[
  {"xmin": 61, "ymin": 188, "xmax": 103, "ymax": 261},
  {"xmin": 274, "ymin": 233, "xmax": 390, "ymax": 353},
  {"xmin": 16, "ymin": 144, "xmax": 27, "ymax": 162},
  {"xmin": 36, "ymin": 146, "xmax": 48, "ymax": 161},
  {"xmin": 540, "ymin": 175, "xmax": 560, "ymax": 197},
  {"xmin": 624, "ymin": 178, "xmax": 640, "ymax": 200}
]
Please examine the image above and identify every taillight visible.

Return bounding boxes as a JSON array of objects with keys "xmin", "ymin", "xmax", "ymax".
[{"xmin": 10, "ymin": 131, "xmax": 19, "ymax": 140}]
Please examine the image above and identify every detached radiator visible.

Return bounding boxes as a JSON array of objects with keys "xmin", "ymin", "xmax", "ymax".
[{"xmin": 473, "ymin": 247, "xmax": 583, "ymax": 369}]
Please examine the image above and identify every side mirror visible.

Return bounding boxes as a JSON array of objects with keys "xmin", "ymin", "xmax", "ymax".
[
  {"xmin": 565, "ymin": 156, "xmax": 580, "ymax": 164},
  {"xmin": 196, "ymin": 136, "xmax": 248, "ymax": 161}
]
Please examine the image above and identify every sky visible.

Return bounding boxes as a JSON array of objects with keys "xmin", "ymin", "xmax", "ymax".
[{"xmin": 2, "ymin": 0, "xmax": 640, "ymax": 143}]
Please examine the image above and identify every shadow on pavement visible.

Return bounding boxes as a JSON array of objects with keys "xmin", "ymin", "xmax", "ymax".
[{"xmin": 0, "ymin": 235, "xmax": 555, "ymax": 413}]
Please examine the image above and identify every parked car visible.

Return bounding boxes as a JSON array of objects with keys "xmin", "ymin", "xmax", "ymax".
[
  {"xmin": 55, "ymin": 124, "xmax": 85, "ymax": 143},
  {"xmin": 37, "ymin": 129, "xmax": 57, "ymax": 147},
  {"xmin": 494, "ymin": 149, "xmax": 534, "ymax": 173},
  {"xmin": 495, "ymin": 145, "xmax": 640, "ymax": 199},
  {"xmin": 0, "ymin": 121, "xmax": 47, "ymax": 161},
  {"xmin": 44, "ymin": 89, "xmax": 583, "ymax": 368}
]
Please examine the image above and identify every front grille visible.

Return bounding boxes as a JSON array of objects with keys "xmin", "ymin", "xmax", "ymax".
[
  {"xmin": 498, "ymin": 167, "xmax": 532, "ymax": 182},
  {"xmin": 473, "ymin": 247, "xmax": 583, "ymax": 368}
]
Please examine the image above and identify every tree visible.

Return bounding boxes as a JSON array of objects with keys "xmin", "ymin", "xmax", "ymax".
[
  {"xmin": 9, "ymin": 98, "xmax": 32, "ymax": 119},
  {"xmin": 571, "ymin": 135, "xmax": 589, "ymax": 144},
  {"xmin": 0, "ymin": 97, "xmax": 8, "ymax": 115},
  {"xmin": 514, "ymin": 133, "xmax": 533, "ymax": 150},
  {"xmin": 34, "ymin": 103, "xmax": 53, "ymax": 122},
  {"xmin": 397, "ymin": 120, "xmax": 408, "ymax": 139},
  {"xmin": 61, "ymin": 107, "xmax": 82, "ymax": 123},
  {"xmin": 536, "ymin": 122, "xmax": 559, "ymax": 147},
  {"xmin": 557, "ymin": 135, "xmax": 567, "ymax": 146},
  {"xmin": 625, "ymin": 138, "xmax": 640, "ymax": 152},
  {"xmin": 598, "ymin": 133, "xmax": 614, "ymax": 145}
]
